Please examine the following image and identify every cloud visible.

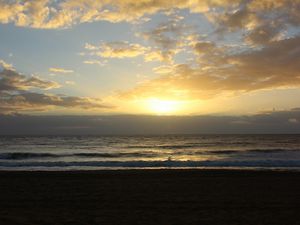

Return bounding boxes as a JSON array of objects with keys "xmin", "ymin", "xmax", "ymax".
[
  {"xmin": 194, "ymin": 41, "xmax": 216, "ymax": 54},
  {"xmin": 84, "ymin": 43, "xmax": 98, "ymax": 50},
  {"xmin": 82, "ymin": 16, "xmax": 194, "ymax": 64},
  {"xmin": 142, "ymin": 20, "xmax": 184, "ymax": 49},
  {"xmin": 113, "ymin": 1, "xmax": 299, "ymax": 100},
  {"xmin": 0, "ymin": 0, "xmax": 52, "ymax": 28},
  {"xmin": 0, "ymin": 69, "xmax": 112, "ymax": 113},
  {"xmin": 0, "ymin": 69, "xmax": 60, "ymax": 91},
  {"xmin": 49, "ymin": 67, "xmax": 74, "ymax": 74},
  {"xmin": 84, "ymin": 41, "xmax": 177, "ymax": 63},
  {"xmin": 0, "ymin": 0, "xmax": 298, "ymax": 32},
  {"xmin": 210, "ymin": 0, "xmax": 300, "ymax": 45},
  {"xmin": 1, "ymin": 0, "xmax": 299, "ymax": 113},
  {"xmin": 140, "ymin": 18, "xmax": 193, "ymax": 62},
  {"xmin": 0, "ymin": 0, "xmax": 243, "ymax": 29},
  {"xmin": 1, "ymin": 108, "xmax": 300, "ymax": 135},
  {"xmin": 85, "ymin": 41, "xmax": 148, "ymax": 59},
  {"xmin": 152, "ymin": 65, "xmax": 173, "ymax": 74},
  {"xmin": 120, "ymin": 36, "xmax": 300, "ymax": 100},
  {"xmin": 65, "ymin": 80, "xmax": 75, "ymax": 85},
  {"xmin": 143, "ymin": 50, "xmax": 167, "ymax": 62},
  {"xmin": 245, "ymin": 23, "xmax": 285, "ymax": 45},
  {"xmin": 193, "ymin": 41, "xmax": 225, "ymax": 65},
  {"xmin": 83, "ymin": 60, "xmax": 106, "ymax": 66},
  {"xmin": 0, "ymin": 59, "xmax": 14, "ymax": 70},
  {"xmin": 0, "ymin": 92, "xmax": 112, "ymax": 114}
]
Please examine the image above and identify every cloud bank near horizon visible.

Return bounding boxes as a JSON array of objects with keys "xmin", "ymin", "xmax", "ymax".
[{"xmin": 0, "ymin": 108, "xmax": 299, "ymax": 135}]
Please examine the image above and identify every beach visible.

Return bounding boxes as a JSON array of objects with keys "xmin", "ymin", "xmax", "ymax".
[{"xmin": 0, "ymin": 169, "xmax": 299, "ymax": 225}]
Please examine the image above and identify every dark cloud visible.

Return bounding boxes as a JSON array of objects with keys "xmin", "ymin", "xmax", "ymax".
[
  {"xmin": 213, "ymin": 0, "xmax": 300, "ymax": 45},
  {"xmin": 219, "ymin": 6, "xmax": 251, "ymax": 29},
  {"xmin": 245, "ymin": 23, "xmax": 284, "ymax": 45},
  {"xmin": 0, "ymin": 92, "xmax": 112, "ymax": 113},
  {"xmin": 0, "ymin": 69, "xmax": 59, "ymax": 91},
  {"xmin": 0, "ymin": 69, "xmax": 112, "ymax": 113},
  {"xmin": 141, "ymin": 18, "xmax": 193, "ymax": 62},
  {"xmin": 0, "ymin": 108, "xmax": 299, "ymax": 135},
  {"xmin": 194, "ymin": 42, "xmax": 216, "ymax": 54}
]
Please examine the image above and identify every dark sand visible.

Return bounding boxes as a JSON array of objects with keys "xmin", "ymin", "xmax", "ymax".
[{"xmin": 0, "ymin": 169, "xmax": 300, "ymax": 225}]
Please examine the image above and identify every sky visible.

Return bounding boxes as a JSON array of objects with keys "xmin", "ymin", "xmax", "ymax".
[{"xmin": 0, "ymin": 0, "xmax": 300, "ymax": 121}]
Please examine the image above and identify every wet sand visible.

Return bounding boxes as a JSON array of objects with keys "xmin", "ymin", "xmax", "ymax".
[{"xmin": 0, "ymin": 169, "xmax": 299, "ymax": 225}]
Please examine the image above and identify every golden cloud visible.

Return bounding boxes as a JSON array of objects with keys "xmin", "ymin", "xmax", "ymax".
[
  {"xmin": 0, "ymin": 0, "xmax": 297, "ymax": 29},
  {"xmin": 49, "ymin": 67, "xmax": 74, "ymax": 74},
  {"xmin": 91, "ymin": 42, "xmax": 148, "ymax": 58},
  {"xmin": 119, "ymin": 36, "xmax": 300, "ymax": 100},
  {"xmin": 0, "ymin": 59, "xmax": 14, "ymax": 70}
]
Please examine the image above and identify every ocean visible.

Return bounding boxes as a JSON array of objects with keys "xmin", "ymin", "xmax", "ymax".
[{"xmin": 0, "ymin": 134, "xmax": 300, "ymax": 170}]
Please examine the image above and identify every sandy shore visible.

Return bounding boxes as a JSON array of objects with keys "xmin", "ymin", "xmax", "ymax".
[{"xmin": 0, "ymin": 169, "xmax": 299, "ymax": 225}]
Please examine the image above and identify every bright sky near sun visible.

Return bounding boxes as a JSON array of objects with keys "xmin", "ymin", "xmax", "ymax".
[{"xmin": 0, "ymin": 0, "xmax": 300, "ymax": 115}]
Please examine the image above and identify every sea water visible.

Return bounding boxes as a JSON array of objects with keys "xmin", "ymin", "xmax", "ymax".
[{"xmin": 0, "ymin": 134, "xmax": 300, "ymax": 170}]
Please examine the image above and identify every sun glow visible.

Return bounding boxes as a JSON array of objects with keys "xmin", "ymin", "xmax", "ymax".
[{"xmin": 147, "ymin": 99, "xmax": 181, "ymax": 114}]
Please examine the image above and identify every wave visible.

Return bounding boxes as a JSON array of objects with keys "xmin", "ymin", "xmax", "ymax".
[
  {"xmin": 0, "ymin": 152, "xmax": 162, "ymax": 160},
  {"xmin": 0, "ymin": 153, "xmax": 59, "ymax": 160},
  {"xmin": 74, "ymin": 152, "xmax": 160, "ymax": 158},
  {"xmin": 208, "ymin": 148, "xmax": 300, "ymax": 155},
  {"xmin": 1, "ymin": 159, "xmax": 300, "ymax": 169},
  {"xmin": 0, "ymin": 148, "xmax": 299, "ymax": 160},
  {"xmin": 126, "ymin": 144, "xmax": 198, "ymax": 149},
  {"xmin": 125, "ymin": 142, "xmax": 257, "ymax": 149}
]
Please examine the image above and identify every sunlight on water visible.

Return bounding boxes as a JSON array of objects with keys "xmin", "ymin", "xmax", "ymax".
[{"xmin": 0, "ymin": 135, "xmax": 300, "ymax": 170}]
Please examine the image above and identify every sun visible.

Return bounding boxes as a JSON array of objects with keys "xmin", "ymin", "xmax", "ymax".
[{"xmin": 147, "ymin": 99, "xmax": 180, "ymax": 114}]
